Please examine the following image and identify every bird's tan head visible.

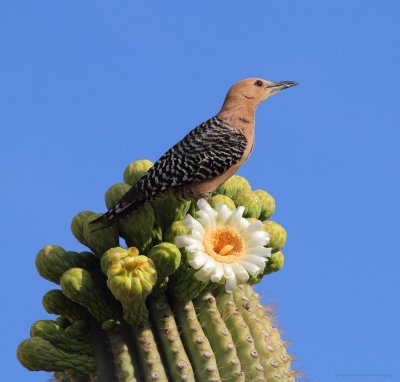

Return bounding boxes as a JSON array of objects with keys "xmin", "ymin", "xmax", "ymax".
[{"xmin": 224, "ymin": 78, "xmax": 298, "ymax": 108}]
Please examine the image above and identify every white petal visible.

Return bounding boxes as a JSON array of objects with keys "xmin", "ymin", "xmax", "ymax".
[
  {"xmin": 222, "ymin": 264, "xmax": 235, "ymax": 279},
  {"xmin": 194, "ymin": 257, "xmax": 216, "ymax": 282},
  {"xmin": 230, "ymin": 263, "xmax": 250, "ymax": 283},
  {"xmin": 191, "ymin": 228, "xmax": 205, "ymax": 240},
  {"xmin": 228, "ymin": 206, "xmax": 245, "ymax": 229},
  {"xmin": 210, "ymin": 263, "xmax": 224, "ymax": 283},
  {"xmin": 183, "ymin": 214, "xmax": 205, "ymax": 235},
  {"xmin": 186, "ymin": 242, "xmax": 205, "ymax": 252},
  {"xmin": 175, "ymin": 235, "xmax": 189, "ymax": 248},
  {"xmin": 225, "ymin": 275, "xmax": 237, "ymax": 292},
  {"xmin": 197, "ymin": 210, "xmax": 215, "ymax": 231},
  {"xmin": 242, "ymin": 221, "xmax": 264, "ymax": 240},
  {"xmin": 194, "ymin": 267, "xmax": 212, "ymax": 282},
  {"xmin": 228, "ymin": 213, "xmax": 250, "ymax": 233},
  {"xmin": 246, "ymin": 231, "xmax": 269, "ymax": 247},
  {"xmin": 239, "ymin": 260, "xmax": 262, "ymax": 276},
  {"xmin": 242, "ymin": 254, "xmax": 268, "ymax": 268},
  {"xmin": 188, "ymin": 252, "xmax": 208, "ymax": 269},
  {"xmin": 244, "ymin": 246, "xmax": 272, "ymax": 258},
  {"xmin": 215, "ymin": 204, "xmax": 232, "ymax": 226},
  {"xmin": 197, "ymin": 198, "xmax": 215, "ymax": 216},
  {"xmin": 197, "ymin": 198, "xmax": 216, "ymax": 227}
]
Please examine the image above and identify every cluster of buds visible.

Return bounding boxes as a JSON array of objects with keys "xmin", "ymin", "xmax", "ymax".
[{"xmin": 17, "ymin": 159, "xmax": 297, "ymax": 382}]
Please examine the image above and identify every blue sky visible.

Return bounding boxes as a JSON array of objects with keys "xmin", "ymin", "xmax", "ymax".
[{"xmin": 1, "ymin": 1, "xmax": 399, "ymax": 381}]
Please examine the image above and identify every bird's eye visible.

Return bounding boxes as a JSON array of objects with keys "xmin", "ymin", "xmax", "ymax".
[{"xmin": 254, "ymin": 80, "xmax": 263, "ymax": 87}]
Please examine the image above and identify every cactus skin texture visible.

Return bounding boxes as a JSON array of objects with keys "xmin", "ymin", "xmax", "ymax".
[{"xmin": 17, "ymin": 160, "xmax": 298, "ymax": 382}]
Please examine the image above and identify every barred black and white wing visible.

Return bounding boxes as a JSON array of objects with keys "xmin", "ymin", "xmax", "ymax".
[
  {"xmin": 136, "ymin": 117, "xmax": 247, "ymax": 195},
  {"xmin": 91, "ymin": 117, "xmax": 247, "ymax": 229}
]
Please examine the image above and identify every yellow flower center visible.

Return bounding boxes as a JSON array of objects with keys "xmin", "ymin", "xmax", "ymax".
[{"xmin": 204, "ymin": 227, "xmax": 245, "ymax": 263}]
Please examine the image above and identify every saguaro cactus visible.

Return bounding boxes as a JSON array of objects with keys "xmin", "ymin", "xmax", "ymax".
[{"xmin": 17, "ymin": 159, "xmax": 298, "ymax": 382}]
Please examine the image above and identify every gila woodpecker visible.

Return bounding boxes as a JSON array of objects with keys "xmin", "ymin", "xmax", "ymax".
[{"xmin": 91, "ymin": 78, "xmax": 298, "ymax": 229}]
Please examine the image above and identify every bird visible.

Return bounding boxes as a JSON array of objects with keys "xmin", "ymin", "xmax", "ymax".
[{"xmin": 91, "ymin": 78, "xmax": 298, "ymax": 230}]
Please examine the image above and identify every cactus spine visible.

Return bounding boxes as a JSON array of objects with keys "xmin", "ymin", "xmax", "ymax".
[{"xmin": 17, "ymin": 159, "xmax": 297, "ymax": 381}]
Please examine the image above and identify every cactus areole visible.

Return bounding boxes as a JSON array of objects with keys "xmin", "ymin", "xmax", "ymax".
[{"xmin": 17, "ymin": 159, "xmax": 297, "ymax": 382}]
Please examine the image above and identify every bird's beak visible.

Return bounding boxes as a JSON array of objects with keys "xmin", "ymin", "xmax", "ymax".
[{"xmin": 266, "ymin": 81, "xmax": 299, "ymax": 91}]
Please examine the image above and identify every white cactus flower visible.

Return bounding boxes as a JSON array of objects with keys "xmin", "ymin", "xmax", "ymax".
[{"xmin": 175, "ymin": 199, "xmax": 271, "ymax": 292}]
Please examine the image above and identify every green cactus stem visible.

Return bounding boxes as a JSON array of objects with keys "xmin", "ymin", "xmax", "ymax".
[
  {"xmin": 195, "ymin": 291, "xmax": 244, "ymax": 381},
  {"xmin": 215, "ymin": 289, "xmax": 265, "ymax": 381},
  {"xmin": 148, "ymin": 294, "xmax": 195, "ymax": 381},
  {"xmin": 244, "ymin": 285, "xmax": 295, "ymax": 381},
  {"xmin": 101, "ymin": 247, "xmax": 157, "ymax": 324},
  {"xmin": 174, "ymin": 300, "xmax": 221, "ymax": 382},
  {"xmin": 128, "ymin": 321, "xmax": 169, "ymax": 382},
  {"xmin": 233, "ymin": 286, "xmax": 283, "ymax": 380},
  {"xmin": 106, "ymin": 326, "xmax": 137, "ymax": 382}
]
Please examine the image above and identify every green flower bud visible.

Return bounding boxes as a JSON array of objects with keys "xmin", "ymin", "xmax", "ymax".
[
  {"xmin": 251, "ymin": 250, "xmax": 285, "ymax": 283},
  {"xmin": 101, "ymin": 247, "xmax": 157, "ymax": 324},
  {"xmin": 60, "ymin": 268, "xmax": 115, "ymax": 325},
  {"xmin": 164, "ymin": 220, "xmax": 189, "ymax": 244},
  {"xmin": 17, "ymin": 337, "xmax": 96, "ymax": 374},
  {"xmin": 118, "ymin": 203, "xmax": 155, "ymax": 253},
  {"xmin": 81, "ymin": 212, "xmax": 120, "ymax": 257},
  {"xmin": 263, "ymin": 221, "xmax": 287, "ymax": 252},
  {"xmin": 148, "ymin": 242, "xmax": 181, "ymax": 281},
  {"xmin": 151, "ymin": 199, "xmax": 191, "ymax": 234},
  {"xmin": 35, "ymin": 245, "xmax": 99, "ymax": 284},
  {"xmin": 264, "ymin": 251, "xmax": 285, "ymax": 274},
  {"xmin": 71, "ymin": 211, "xmax": 93, "ymax": 247},
  {"xmin": 42, "ymin": 290, "xmax": 88, "ymax": 323},
  {"xmin": 64, "ymin": 320, "xmax": 88, "ymax": 338},
  {"xmin": 215, "ymin": 175, "xmax": 251, "ymax": 198},
  {"xmin": 151, "ymin": 222, "xmax": 163, "ymax": 244},
  {"xmin": 55, "ymin": 316, "xmax": 70, "ymax": 328},
  {"xmin": 105, "ymin": 183, "xmax": 131, "ymax": 210},
  {"xmin": 123, "ymin": 159, "xmax": 153, "ymax": 186},
  {"xmin": 253, "ymin": 189, "xmax": 275, "ymax": 220},
  {"xmin": 208, "ymin": 194, "xmax": 236, "ymax": 210},
  {"xmin": 232, "ymin": 190, "xmax": 261, "ymax": 218},
  {"xmin": 30, "ymin": 320, "xmax": 93, "ymax": 355}
]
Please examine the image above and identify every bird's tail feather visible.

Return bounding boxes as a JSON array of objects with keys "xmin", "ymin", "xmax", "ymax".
[{"xmin": 89, "ymin": 198, "xmax": 146, "ymax": 232}]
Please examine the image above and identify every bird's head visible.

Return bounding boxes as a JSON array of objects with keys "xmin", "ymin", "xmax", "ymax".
[{"xmin": 227, "ymin": 78, "xmax": 298, "ymax": 107}]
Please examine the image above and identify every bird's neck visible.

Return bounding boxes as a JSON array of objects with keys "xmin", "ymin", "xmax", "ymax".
[{"xmin": 217, "ymin": 96, "xmax": 256, "ymax": 136}]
